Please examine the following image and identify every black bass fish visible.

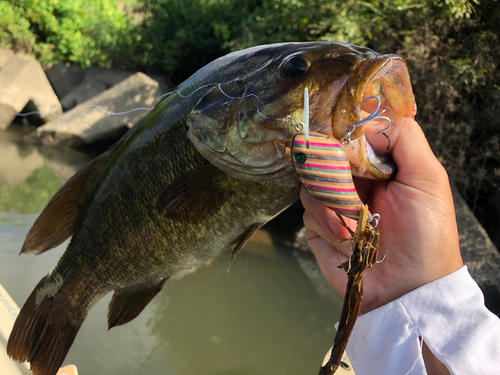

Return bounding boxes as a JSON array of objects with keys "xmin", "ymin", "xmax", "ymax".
[{"xmin": 7, "ymin": 42, "xmax": 416, "ymax": 375}]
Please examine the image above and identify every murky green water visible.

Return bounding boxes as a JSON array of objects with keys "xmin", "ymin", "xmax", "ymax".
[{"xmin": 0, "ymin": 129, "xmax": 343, "ymax": 375}]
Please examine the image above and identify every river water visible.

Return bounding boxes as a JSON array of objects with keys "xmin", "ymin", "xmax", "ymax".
[{"xmin": 0, "ymin": 128, "xmax": 344, "ymax": 375}]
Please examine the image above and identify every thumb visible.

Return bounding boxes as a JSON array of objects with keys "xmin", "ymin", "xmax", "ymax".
[{"xmin": 364, "ymin": 117, "xmax": 445, "ymax": 189}]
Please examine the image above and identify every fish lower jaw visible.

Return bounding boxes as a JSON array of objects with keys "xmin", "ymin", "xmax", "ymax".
[
  {"xmin": 339, "ymin": 56, "xmax": 415, "ymax": 180},
  {"xmin": 344, "ymin": 135, "xmax": 396, "ymax": 180}
]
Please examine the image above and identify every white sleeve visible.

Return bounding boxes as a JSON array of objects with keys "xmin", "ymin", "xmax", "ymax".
[{"xmin": 344, "ymin": 266, "xmax": 500, "ymax": 375}]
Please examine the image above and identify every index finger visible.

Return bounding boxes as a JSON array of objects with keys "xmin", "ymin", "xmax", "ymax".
[{"xmin": 300, "ymin": 187, "xmax": 356, "ymax": 243}]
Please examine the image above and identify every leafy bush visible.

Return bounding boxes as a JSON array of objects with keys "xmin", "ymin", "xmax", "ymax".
[
  {"xmin": 124, "ymin": 0, "xmax": 334, "ymax": 82},
  {"xmin": 0, "ymin": 1, "xmax": 35, "ymax": 52},
  {"xmin": 119, "ymin": 0, "xmax": 256, "ymax": 82},
  {"xmin": 0, "ymin": 0, "xmax": 132, "ymax": 67}
]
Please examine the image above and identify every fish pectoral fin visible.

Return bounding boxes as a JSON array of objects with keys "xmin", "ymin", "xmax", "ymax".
[
  {"xmin": 22, "ymin": 153, "xmax": 108, "ymax": 254},
  {"xmin": 108, "ymin": 278, "xmax": 169, "ymax": 329},
  {"xmin": 228, "ymin": 223, "xmax": 261, "ymax": 272},
  {"xmin": 157, "ymin": 164, "xmax": 234, "ymax": 224}
]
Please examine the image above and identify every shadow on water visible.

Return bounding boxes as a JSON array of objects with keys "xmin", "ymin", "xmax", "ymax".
[{"xmin": 0, "ymin": 128, "xmax": 344, "ymax": 375}]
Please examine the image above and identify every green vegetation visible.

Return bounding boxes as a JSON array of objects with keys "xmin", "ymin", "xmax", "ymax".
[
  {"xmin": 1, "ymin": 0, "xmax": 499, "ymax": 217},
  {"xmin": 0, "ymin": 0, "xmax": 132, "ymax": 67}
]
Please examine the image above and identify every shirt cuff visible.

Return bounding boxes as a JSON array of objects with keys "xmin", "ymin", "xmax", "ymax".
[{"xmin": 344, "ymin": 266, "xmax": 500, "ymax": 375}]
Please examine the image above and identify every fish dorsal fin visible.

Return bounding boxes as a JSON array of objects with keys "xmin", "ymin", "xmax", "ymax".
[
  {"xmin": 21, "ymin": 154, "xmax": 108, "ymax": 254},
  {"xmin": 157, "ymin": 164, "xmax": 233, "ymax": 224},
  {"xmin": 227, "ymin": 223, "xmax": 260, "ymax": 272},
  {"xmin": 108, "ymin": 278, "xmax": 169, "ymax": 329},
  {"xmin": 291, "ymin": 132, "xmax": 372, "ymax": 223}
]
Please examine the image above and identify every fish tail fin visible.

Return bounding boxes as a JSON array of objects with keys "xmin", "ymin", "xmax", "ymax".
[{"xmin": 7, "ymin": 276, "xmax": 90, "ymax": 375}]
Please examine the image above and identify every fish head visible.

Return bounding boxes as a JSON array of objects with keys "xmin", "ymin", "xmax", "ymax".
[
  {"xmin": 305, "ymin": 47, "xmax": 417, "ymax": 180},
  {"xmin": 186, "ymin": 42, "xmax": 416, "ymax": 181}
]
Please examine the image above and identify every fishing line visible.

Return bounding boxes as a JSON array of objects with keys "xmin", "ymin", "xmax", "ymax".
[
  {"xmin": 1, "ymin": 82, "xmax": 302, "ymax": 131},
  {"xmin": 0, "ymin": 101, "xmax": 166, "ymax": 121},
  {"xmin": 401, "ymin": 335, "xmax": 425, "ymax": 375},
  {"xmin": 7, "ymin": 103, "xmax": 164, "ymax": 120},
  {"xmin": 185, "ymin": 82, "xmax": 304, "ymax": 131},
  {"xmin": 1, "ymin": 85, "xmax": 220, "ymax": 121},
  {"xmin": 217, "ymin": 83, "xmax": 277, "ymax": 122},
  {"xmin": 2, "ymin": 82, "xmax": 386, "ymax": 143}
]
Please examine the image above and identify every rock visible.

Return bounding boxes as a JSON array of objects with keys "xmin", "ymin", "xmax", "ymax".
[
  {"xmin": 83, "ymin": 67, "xmax": 170, "ymax": 93},
  {"xmin": 58, "ymin": 67, "xmax": 170, "ymax": 111},
  {"xmin": 145, "ymin": 73, "xmax": 171, "ymax": 95},
  {"xmin": 60, "ymin": 68, "xmax": 136, "ymax": 110},
  {"xmin": 0, "ymin": 54, "xmax": 62, "ymax": 129},
  {"xmin": 453, "ymin": 185, "xmax": 500, "ymax": 316},
  {"xmin": 45, "ymin": 63, "xmax": 86, "ymax": 100},
  {"xmin": 472, "ymin": 190, "xmax": 500, "ymax": 251},
  {"xmin": 0, "ymin": 49, "xmax": 14, "ymax": 69},
  {"xmin": 34, "ymin": 72, "xmax": 160, "ymax": 148},
  {"xmin": 292, "ymin": 225, "xmax": 310, "ymax": 252}
]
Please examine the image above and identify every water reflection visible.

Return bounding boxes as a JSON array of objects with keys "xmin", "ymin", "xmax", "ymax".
[
  {"xmin": 144, "ymin": 247, "xmax": 341, "ymax": 375},
  {"xmin": 0, "ymin": 129, "xmax": 92, "ymax": 226},
  {"xmin": 0, "ymin": 128, "xmax": 343, "ymax": 375}
]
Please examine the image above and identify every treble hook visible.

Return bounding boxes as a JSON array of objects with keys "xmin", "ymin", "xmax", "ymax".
[
  {"xmin": 370, "ymin": 213, "xmax": 380, "ymax": 228},
  {"xmin": 341, "ymin": 96, "xmax": 392, "ymax": 146},
  {"xmin": 376, "ymin": 250, "xmax": 388, "ymax": 264}
]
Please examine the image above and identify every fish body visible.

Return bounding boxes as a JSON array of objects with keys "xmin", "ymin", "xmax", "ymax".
[{"xmin": 7, "ymin": 42, "xmax": 416, "ymax": 375}]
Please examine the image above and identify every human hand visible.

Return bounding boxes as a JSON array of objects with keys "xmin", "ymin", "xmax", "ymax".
[{"xmin": 301, "ymin": 117, "xmax": 464, "ymax": 314}]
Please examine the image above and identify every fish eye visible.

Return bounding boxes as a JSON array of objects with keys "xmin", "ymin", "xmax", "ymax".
[
  {"xmin": 282, "ymin": 56, "xmax": 310, "ymax": 78},
  {"xmin": 294, "ymin": 153, "xmax": 307, "ymax": 164}
]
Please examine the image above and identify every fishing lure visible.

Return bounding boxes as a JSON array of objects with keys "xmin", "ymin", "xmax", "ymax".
[
  {"xmin": 291, "ymin": 88, "xmax": 378, "ymax": 224},
  {"xmin": 292, "ymin": 89, "xmax": 387, "ymax": 375},
  {"xmin": 292, "ymin": 131, "xmax": 373, "ymax": 223}
]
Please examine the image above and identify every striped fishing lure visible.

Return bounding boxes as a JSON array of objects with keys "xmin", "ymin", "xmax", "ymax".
[{"xmin": 291, "ymin": 131, "xmax": 373, "ymax": 223}]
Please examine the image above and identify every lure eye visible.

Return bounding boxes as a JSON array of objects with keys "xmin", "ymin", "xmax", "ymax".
[
  {"xmin": 282, "ymin": 56, "xmax": 310, "ymax": 78},
  {"xmin": 294, "ymin": 153, "xmax": 306, "ymax": 164}
]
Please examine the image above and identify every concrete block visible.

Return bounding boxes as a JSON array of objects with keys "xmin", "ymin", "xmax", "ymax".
[
  {"xmin": 60, "ymin": 68, "xmax": 135, "ymax": 110},
  {"xmin": 59, "ymin": 67, "xmax": 170, "ymax": 111},
  {"xmin": 45, "ymin": 63, "xmax": 85, "ymax": 100},
  {"xmin": 0, "ymin": 49, "xmax": 14, "ymax": 69},
  {"xmin": 0, "ymin": 55, "xmax": 62, "ymax": 129},
  {"xmin": 35, "ymin": 72, "xmax": 160, "ymax": 148}
]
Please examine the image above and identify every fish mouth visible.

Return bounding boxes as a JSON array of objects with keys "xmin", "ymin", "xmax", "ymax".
[{"xmin": 331, "ymin": 55, "xmax": 417, "ymax": 180}]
